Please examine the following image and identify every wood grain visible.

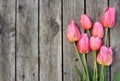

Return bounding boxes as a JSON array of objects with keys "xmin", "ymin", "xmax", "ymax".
[
  {"xmin": 16, "ymin": 0, "xmax": 38, "ymax": 81},
  {"xmin": 63, "ymin": 0, "xmax": 84, "ymax": 81},
  {"xmin": 0, "ymin": 0, "xmax": 15, "ymax": 81},
  {"xmin": 39, "ymin": 0, "xmax": 62, "ymax": 81},
  {"xmin": 109, "ymin": 0, "xmax": 120, "ymax": 80}
]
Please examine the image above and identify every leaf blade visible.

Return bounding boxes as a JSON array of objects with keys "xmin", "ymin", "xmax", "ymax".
[
  {"xmin": 73, "ymin": 66, "xmax": 83, "ymax": 81},
  {"xmin": 113, "ymin": 67, "xmax": 120, "ymax": 81}
]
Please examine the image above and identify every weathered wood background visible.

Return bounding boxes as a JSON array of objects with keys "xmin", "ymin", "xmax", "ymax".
[{"xmin": 0, "ymin": 0, "xmax": 120, "ymax": 81}]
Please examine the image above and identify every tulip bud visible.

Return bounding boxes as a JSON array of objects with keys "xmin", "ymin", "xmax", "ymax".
[
  {"xmin": 90, "ymin": 37, "xmax": 102, "ymax": 50},
  {"xmin": 92, "ymin": 22, "xmax": 104, "ymax": 38},
  {"xmin": 80, "ymin": 14, "xmax": 92, "ymax": 30},
  {"xmin": 101, "ymin": 7, "xmax": 116, "ymax": 28},
  {"xmin": 77, "ymin": 33, "xmax": 90, "ymax": 53},
  {"xmin": 97, "ymin": 46, "xmax": 113, "ymax": 66},
  {"xmin": 66, "ymin": 20, "xmax": 81, "ymax": 42}
]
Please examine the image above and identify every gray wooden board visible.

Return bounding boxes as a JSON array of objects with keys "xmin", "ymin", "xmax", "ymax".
[
  {"xmin": 16, "ymin": 0, "xmax": 38, "ymax": 81},
  {"xmin": 39, "ymin": 0, "xmax": 62, "ymax": 81},
  {"xmin": 63, "ymin": 0, "xmax": 84, "ymax": 81},
  {"xmin": 0, "ymin": 0, "xmax": 15, "ymax": 81},
  {"xmin": 86, "ymin": 0, "xmax": 109, "ymax": 80},
  {"xmin": 109, "ymin": 0, "xmax": 120, "ymax": 80}
]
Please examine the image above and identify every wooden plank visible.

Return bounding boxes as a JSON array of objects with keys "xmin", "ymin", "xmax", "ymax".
[
  {"xmin": 0, "ymin": 0, "xmax": 15, "ymax": 81},
  {"xmin": 63, "ymin": 0, "xmax": 84, "ymax": 81},
  {"xmin": 109, "ymin": 0, "xmax": 120, "ymax": 80},
  {"xmin": 16, "ymin": 0, "xmax": 38, "ymax": 81},
  {"xmin": 86, "ymin": 0, "xmax": 109, "ymax": 80},
  {"xmin": 39, "ymin": 0, "xmax": 62, "ymax": 81}
]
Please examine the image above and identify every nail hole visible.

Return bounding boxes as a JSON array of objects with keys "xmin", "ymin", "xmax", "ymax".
[
  {"xmin": 75, "ymin": 58, "xmax": 78, "ymax": 61},
  {"xmin": 18, "ymin": 5, "xmax": 24, "ymax": 11},
  {"xmin": 33, "ymin": 73, "xmax": 35, "ymax": 76},
  {"xmin": 22, "ymin": 75, "xmax": 25, "ymax": 78}
]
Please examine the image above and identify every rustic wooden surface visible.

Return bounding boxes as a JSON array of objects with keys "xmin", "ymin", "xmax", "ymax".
[
  {"xmin": 0, "ymin": 0, "xmax": 15, "ymax": 81},
  {"xmin": 0, "ymin": 0, "xmax": 119, "ymax": 81},
  {"xmin": 39, "ymin": 0, "xmax": 62, "ymax": 81},
  {"xmin": 16, "ymin": 0, "xmax": 38, "ymax": 81}
]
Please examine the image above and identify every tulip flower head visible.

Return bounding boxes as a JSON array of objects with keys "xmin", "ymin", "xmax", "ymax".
[
  {"xmin": 92, "ymin": 22, "xmax": 104, "ymax": 38},
  {"xmin": 97, "ymin": 46, "xmax": 113, "ymax": 66},
  {"xmin": 90, "ymin": 37, "xmax": 102, "ymax": 50},
  {"xmin": 66, "ymin": 20, "xmax": 80, "ymax": 42},
  {"xmin": 80, "ymin": 14, "xmax": 92, "ymax": 30},
  {"xmin": 77, "ymin": 33, "xmax": 90, "ymax": 53},
  {"xmin": 101, "ymin": 7, "xmax": 116, "ymax": 28}
]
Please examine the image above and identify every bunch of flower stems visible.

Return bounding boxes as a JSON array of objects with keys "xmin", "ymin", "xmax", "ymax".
[{"xmin": 73, "ymin": 28, "xmax": 108, "ymax": 81}]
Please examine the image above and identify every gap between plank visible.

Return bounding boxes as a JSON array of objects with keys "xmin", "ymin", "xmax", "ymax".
[
  {"xmin": 38, "ymin": 0, "xmax": 40, "ymax": 81},
  {"xmin": 108, "ymin": 0, "xmax": 111, "ymax": 81},
  {"xmin": 15, "ymin": 0, "xmax": 17, "ymax": 81},
  {"xmin": 107, "ymin": 0, "xmax": 111, "ymax": 81},
  {"xmin": 84, "ymin": 0, "xmax": 86, "ymax": 14},
  {"xmin": 61, "ymin": 0, "xmax": 64, "ymax": 81}
]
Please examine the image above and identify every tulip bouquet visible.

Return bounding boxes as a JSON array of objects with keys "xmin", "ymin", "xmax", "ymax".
[{"xmin": 66, "ymin": 7, "xmax": 120, "ymax": 81}]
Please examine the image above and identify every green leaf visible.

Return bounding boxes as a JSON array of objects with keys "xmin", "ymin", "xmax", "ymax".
[
  {"xmin": 113, "ymin": 67, "xmax": 120, "ymax": 81},
  {"xmin": 73, "ymin": 66, "xmax": 83, "ymax": 81}
]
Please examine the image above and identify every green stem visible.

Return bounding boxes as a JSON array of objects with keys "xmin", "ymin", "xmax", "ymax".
[
  {"xmin": 104, "ymin": 28, "xmax": 108, "ymax": 46},
  {"xmin": 87, "ymin": 29, "xmax": 91, "ymax": 37},
  {"xmin": 83, "ymin": 54, "xmax": 90, "ymax": 81},
  {"xmin": 73, "ymin": 42, "xmax": 86, "ymax": 79},
  {"xmin": 104, "ymin": 28, "xmax": 108, "ymax": 81},
  {"xmin": 93, "ymin": 51, "xmax": 95, "ymax": 81},
  {"xmin": 100, "ymin": 66, "xmax": 105, "ymax": 81},
  {"xmin": 93, "ymin": 50, "xmax": 98, "ymax": 81},
  {"xmin": 104, "ymin": 67, "xmax": 107, "ymax": 81}
]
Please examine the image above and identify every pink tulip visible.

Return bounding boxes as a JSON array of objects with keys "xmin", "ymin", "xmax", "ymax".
[
  {"xmin": 97, "ymin": 46, "xmax": 113, "ymax": 66},
  {"xmin": 77, "ymin": 33, "xmax": 90, "ymax": 53},
  {"xmin": 92, "ymin": 22, "xmax": 104, "ymax": 38},
  {"xmin": 80, "ymin": 14, "xmax": 92, "ymax": 30},
  {"xmin": 101, "ymin": 7, "xmax": 116, "ymax": 28},
  {"xmin": 90, "ymin": 37, "xmax": 102, "ymax": 50},
  {"xmin": 66, "ymin": 20, "xmax": 81, "ymax": 42}
]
